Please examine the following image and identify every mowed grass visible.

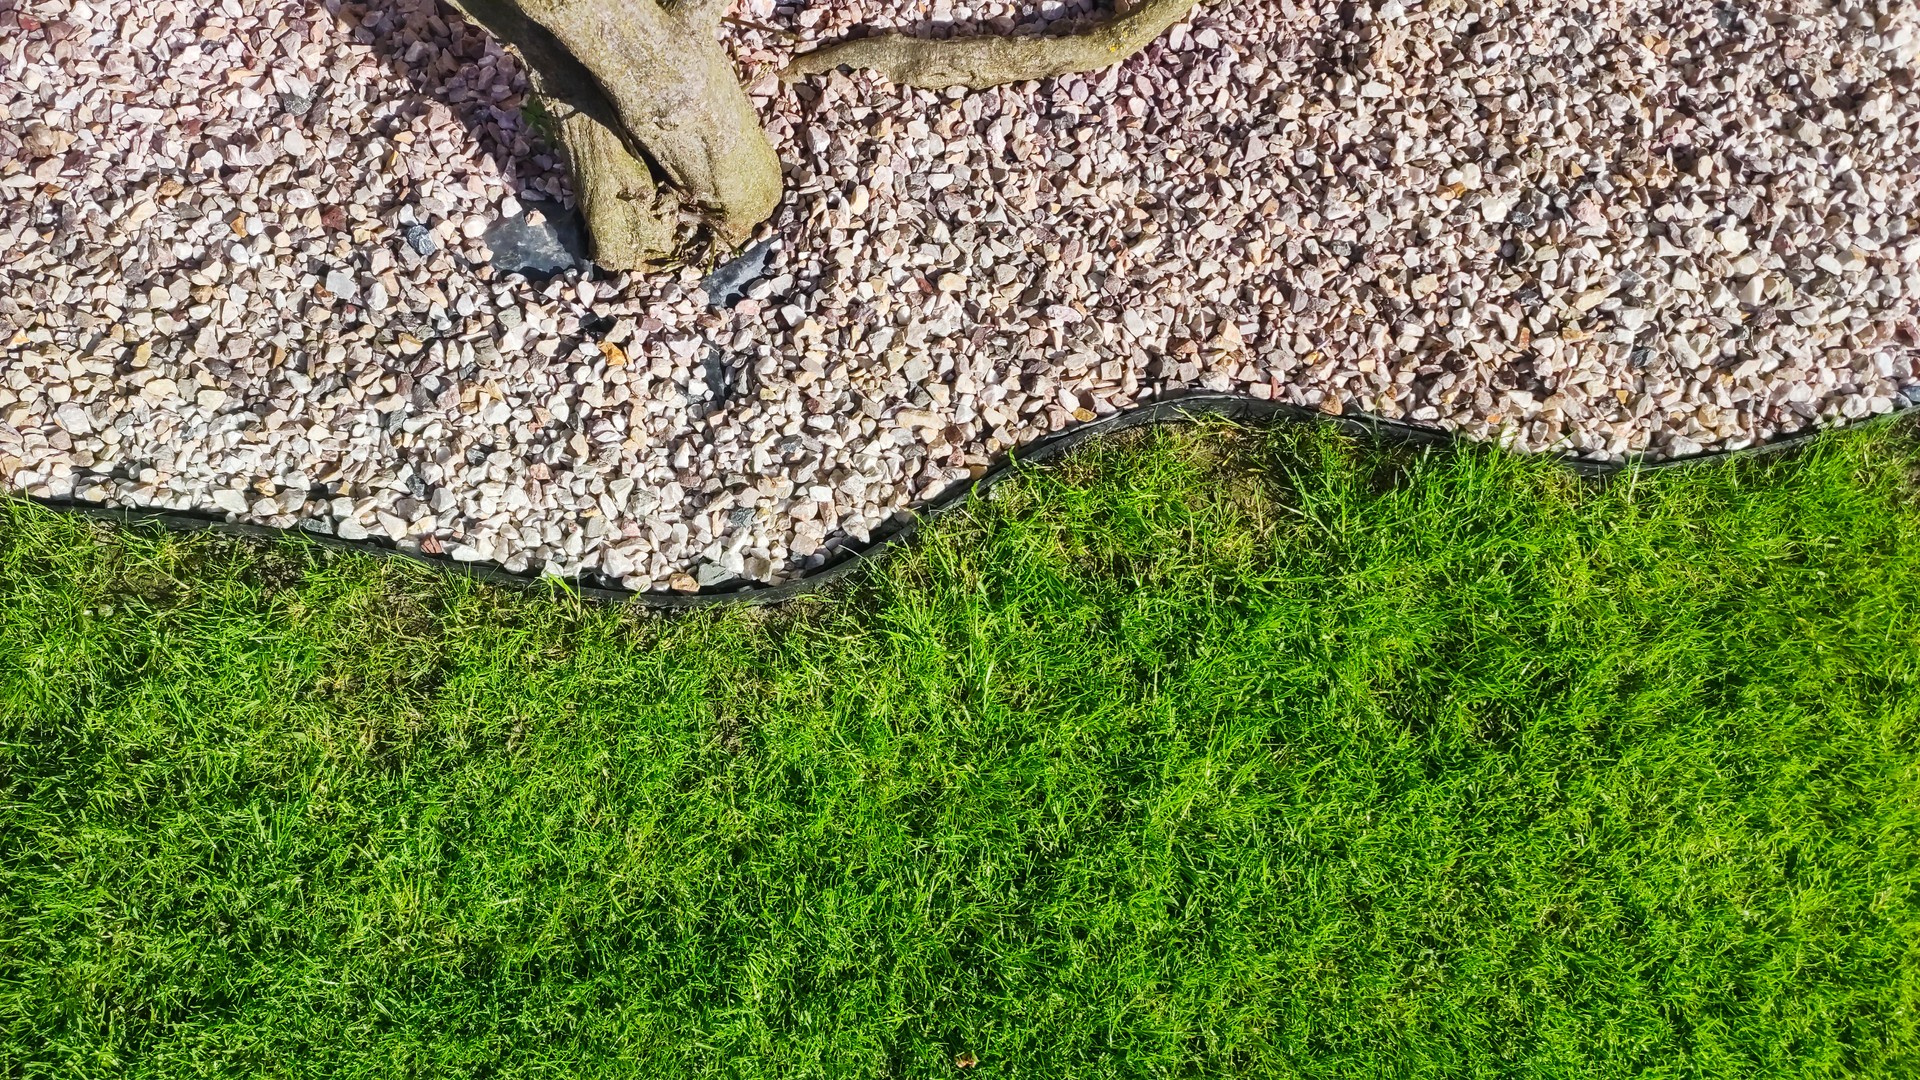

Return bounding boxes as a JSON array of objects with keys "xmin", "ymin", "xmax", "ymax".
[{"xmin": 2, "ymin": 420, "xmax": 1918, "ymax": 1078}]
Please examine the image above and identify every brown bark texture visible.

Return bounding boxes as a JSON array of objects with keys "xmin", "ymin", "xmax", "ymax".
[
  {"xmin": 460, "ymin": 0, "xmax": 1199, "ymax": 269},
  {"xmin": 782, "ymin": 0, "xmax": 1198, "ymax": 89}
]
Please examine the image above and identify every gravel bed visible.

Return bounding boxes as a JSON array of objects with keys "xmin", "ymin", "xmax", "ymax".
[{"xmin": 4, "ymin": 0, "xmax": 1919, "ymax": 591}]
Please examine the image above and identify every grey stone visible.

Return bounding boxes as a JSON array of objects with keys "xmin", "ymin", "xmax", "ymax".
[
  {"xmin": 403, "ymin": 224, "xmax": 436, "ymax": 257},
  {"xmin": 700, "ymin": 238, "xmax": 776, "ymax": 308},
  {"xmin": 482, "ymin": 202, "xmax": 588, "ymax": 278}
]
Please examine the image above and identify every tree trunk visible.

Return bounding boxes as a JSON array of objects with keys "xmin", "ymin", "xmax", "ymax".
[
  {"xmin": 452, "ymin": 0, "xmax": 782, "ymax": 267},
  {"xmin": 448, "ymin": 0, "xmax": 681, "ymax": 268},
  {"xmin": 510, "ymin": 0, "xmax": 781, "ymax": 241},
  {"xmin": 455, "ymin": 0, "xmax": 1201, "ymax": 269}
]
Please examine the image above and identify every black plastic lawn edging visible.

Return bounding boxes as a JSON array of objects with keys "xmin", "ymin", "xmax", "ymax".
[{"xmin": 16, "ymin": 391, "xmax": 1909, "ymax": 608}]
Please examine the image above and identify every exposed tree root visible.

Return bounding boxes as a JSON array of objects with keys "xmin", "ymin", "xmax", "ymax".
[
  {"xmin": 450, "ymin": 0, "xmax": 780, "ymax": 269},
  {"xmin": 449, "ymin": 0, "xmax": 683, "ymax": 267},
  {"xmin": 508, "ymin": 0, "xmax": 782, "ymax": 243},
  {"xmin": 783, "ymin": 0, "xmax": 1199, "ymax": 89},
  {"xmin": 542, "ymin": 83, "xmax": 683, "ymax": 269},
  {"xmin": 454, "ymin": 0, "xmax": 1193, "ymax": 269}
]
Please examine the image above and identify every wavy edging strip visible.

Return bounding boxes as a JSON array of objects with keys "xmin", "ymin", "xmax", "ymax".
[{"xmin": 18, "ymin": 391, "xmax": 1910, "ymax": 608}]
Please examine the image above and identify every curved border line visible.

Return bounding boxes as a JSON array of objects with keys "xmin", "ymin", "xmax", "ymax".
[{"xmin": 18, "ymin": 390, "xmax": 1910, "ymax": 607}]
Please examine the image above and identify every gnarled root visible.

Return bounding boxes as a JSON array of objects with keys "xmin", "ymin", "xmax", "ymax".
[
  {"xmin": 450, "ymin": 0, "xmax": 781, "ymax": 269},
  {"xmin": 783, "ymin": 0, "xmax": 1199, "ymax": 90},
  {"xmin": 510, "ymin": 0, "xmax": 782, "ymax": 243},
  {"xmin": 541, "ymin": 81, "xmax": 682, "ymax": 270}
]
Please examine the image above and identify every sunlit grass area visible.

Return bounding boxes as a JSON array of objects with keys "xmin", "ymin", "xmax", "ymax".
[{"xmin": 3, "ymin": 420, "xmax": 1917, "ymax": 1077}]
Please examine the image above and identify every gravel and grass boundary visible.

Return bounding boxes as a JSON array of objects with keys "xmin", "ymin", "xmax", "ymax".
[
  {"xmin": 3, "ymin": 418, "xmax": 1918, "ymax": 1075},
  {"xmin": 7, "ymin": 0, "xmax": 1918, "ymax": 590}
]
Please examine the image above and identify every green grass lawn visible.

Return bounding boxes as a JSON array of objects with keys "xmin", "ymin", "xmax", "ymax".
[{"xmin": 2, "ymin": 420, "xmax": 1917, "ymax": 1078}]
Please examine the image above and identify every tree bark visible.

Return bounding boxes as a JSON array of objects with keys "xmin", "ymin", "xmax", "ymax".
[
  {"xmin": 455, "ymin": 0, "xmax": 1199, "ymax": 269},
  {"xmin": 783, "ymin": 0, "xmax": 1199, "ymax": 89},
  {"xmin": 510, "ymin": 0, "xmax": 782, "ymax": 241},
  {"xmin": 452, "ymin": 0, "xmax": 782, "ymax": 267},
  {"xmin": 448, "ymin": 0, "xmax": 681, "ymax": 268}
]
